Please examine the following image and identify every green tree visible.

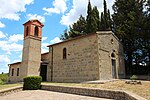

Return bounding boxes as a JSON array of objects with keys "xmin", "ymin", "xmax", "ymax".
[
  {"xmin": 69, "ymin": 15, "xmax": 87, "ymax": 36},
  {"xmin": 86, "ymin": 0, "xmax": 97, "ymax": 33},
  {"xmin": 112, "ymin": 0, "xmax": 145, "ymax": 75},
  {"xmin": 99, "ymin": 0, "xmax": 112, "ymax": 30},
  {"xmin": 141, "ymin": 0, "xmax": 150, "ymax": 76},
  {"xmin": 60, "ymin": 15, "xmax": 87, "ymax": 40},
  {"xmin": 60, "ymin": 29, "xmax": 70, "ymax": 40},
  {"xmin": 93, "ymin": 6, "xmax": 100, "ymax": 31}
]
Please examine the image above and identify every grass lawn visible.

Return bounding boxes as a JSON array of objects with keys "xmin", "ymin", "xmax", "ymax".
[
  {"xmin": 43, "ymin": 80, "xmax": 150, "ymax": 100},
  {"xmin": 0, "ymin": 73, "xmax": 22, "ymax": 90},
  {"xmin": 0, "ymin": 83, "xmax": 22, "ymax": 90}
]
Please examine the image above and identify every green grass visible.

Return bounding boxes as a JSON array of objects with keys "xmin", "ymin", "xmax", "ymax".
[
  {"xmin": 0, "ymin": 73, "xmax": 22, "ymax": 90},
  {"xmin": 0, "ymin": 73, "xmax": 8, "ymax": 84},
  {"xmin": 0, "ymin": 83, "xmax": 22, "ymax": 90}
]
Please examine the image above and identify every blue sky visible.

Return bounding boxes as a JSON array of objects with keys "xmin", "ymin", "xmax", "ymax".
[{"xmin": 0, "ymin": 0, "xmax": 114, "ymax": 73}]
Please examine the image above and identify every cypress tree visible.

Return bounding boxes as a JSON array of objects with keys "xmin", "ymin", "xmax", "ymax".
[
  {"xmin": 100, "ymin": 12, "xmax": 105, "ymax": 30},
  {"xmin": 86, "ymin": 0, "xmax": 97, "ymax": 33},
  {"xmin": 99, "ymin": 0, "xmax": 112, "ymax": 30},
  {"xmin": 93, "ymin": 6, "xmax": 100, "ymax": 31}
]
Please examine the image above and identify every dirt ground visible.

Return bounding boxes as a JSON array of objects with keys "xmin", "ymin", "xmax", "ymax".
[{"xmin": 0, "ymin": 90, "xmax": 112, "ymax": 100}]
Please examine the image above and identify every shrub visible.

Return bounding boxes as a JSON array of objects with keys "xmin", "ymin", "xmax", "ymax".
[
  {"xmin": 130, "ymin": 75, "xmax": 137, "ymax": 80},
  {"xmin": 0, "ymin": 73, "xmax": 8, "ymax": 83},
  {"xmin": 23, "ymin": 76, "xmax": 42, "ymax": 90},
  {"xmin": 0, "ymin": 79, "xmax": 4, "ymax": 85}
]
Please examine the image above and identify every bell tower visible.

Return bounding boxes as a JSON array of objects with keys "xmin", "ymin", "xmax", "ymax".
[{"xmin": 21, "ymin": 20, "xmax": 44, "ymax": 78}]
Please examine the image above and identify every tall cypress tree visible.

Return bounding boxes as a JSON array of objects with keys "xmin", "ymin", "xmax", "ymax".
[
  {"xmin": 86, "ymin": 0, "xmax": 97, "ymax": 33},
  {"xmin": 100, "ymin": 12, "xmax": 105, "ymax": 30},
  {"xmin": 93, "ymin": 6, "xmax": 100, "ymax": 31},
  {"xmin": 99, "ymin": 0, "xmax": 111, "ymax": 30},
  {"xmin": 103, "ymin": 0, "xmax": 108, "ymax": 28}
]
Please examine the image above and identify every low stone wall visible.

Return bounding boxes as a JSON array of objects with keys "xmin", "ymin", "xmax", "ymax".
[
  {"xmin": 0, "ymin": 86, "xmax": 23, "ymax": 96},
  {"xmin": 41, "ymin": 85, "xmax": 146, "ymax": 100}
]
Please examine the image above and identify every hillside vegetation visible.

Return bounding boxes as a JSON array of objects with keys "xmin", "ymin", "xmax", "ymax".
[{"xmin": 0, "ymin": 73, "xmax": 8, "ymax": 84}]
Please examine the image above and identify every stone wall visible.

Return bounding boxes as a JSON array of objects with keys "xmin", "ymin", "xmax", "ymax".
[
  {"xmin": 8, "ymin": 63, "xmax": 22, "ymax": 83},
  {"xmin": 41, "ymin": 52, "xmax": 49, "ymax": 61},
  {"xmin": 21, "ymin": 37, "xmax": 41, "ymax": 78},
  {"xmin": 0, "ymin": 86, "xmax": 22, "ymax": 96},
  {"xmin": 41, "ymin": 85, "xmax": 146, "ymax": 100},
  {"xmin": 97, "ymin": 31, "xmax": 125, "ymax": 80},
  {"xmin": 48, "ymin": 34, "xmax": 99, "ymax": 82}
]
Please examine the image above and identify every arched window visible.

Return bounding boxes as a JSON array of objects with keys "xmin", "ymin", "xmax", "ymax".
[
  {"xmin": 63, "ymin": 48, "xmax": 67, "ymax": 59},
  {"xmin": 34, "ymin": 26, "xmax": 39, "ymax": 36},
  {"xmin": 17, "ymin": 68, "xmax": 19, "ymax": 76},
  {"xmin": 11, "ymin": 68, "xmax": 14, "ymax": 76},
  {"xmin": 26, "ymin": 26, "xmax": 29, "ymax": 36}
]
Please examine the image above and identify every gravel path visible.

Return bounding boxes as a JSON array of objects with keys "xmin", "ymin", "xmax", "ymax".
[{"xmin": 0, "ymin": 90, "xmax": 113, "ymax": 100}]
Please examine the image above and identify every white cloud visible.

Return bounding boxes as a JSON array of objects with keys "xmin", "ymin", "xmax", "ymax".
[
  {"xmin": 19, "ymin": 53, "xmax": 22, "ymax": 58},
  {"xmin": 42, "ymin": 37, "xmax": 48, "ymax": 41},
  {"xmin": 0, "ymin": 34, "xmax": 23, "ymax": 54},
  {"xmin": 41, "ymin": 43, "xmax": 49, "ymax": 53},
  {"xmin": 0, "ymin": 67, "xmax": 9, "ymax": 73},
  {"xmin": 13, "ymin": 59, "xmax": 21, "ymax": 63},
  {"xmin": 0, "ymin": 42, "xmax": 23, "ymax": 54},
  {"xmin": 0, "ymin": 21, "xmax": 5, "ymax": 28},
  {"xmin": 0, "ymin": 55, "xmax": 10, "ymax": 63},
  {"xmin": 0, "ymin": 31, "xmax": 6, "ymax": 38},
  {"xmin": 27, "ymin": 14, "xmax": 45, "ymax": 23},
  {"xmin": 43, "ymin": 0, "xmax": 67, "ymax": 15},
  {"xmin": 50, "ymin": 37, "xmax": 62, "ymax": 44},
  {"xmin": 41, "ymin": 48, "xmax": 49, "ymax": 53},
  {"xmin": 0, "ymin": 0, "xmax": 34, "ymax": 20},
  {"xmin": 42, "ymin": 43, "xmax": 49, "ymax": 48},
  {"xmin": 60, "ymin": 0, "xmax": 115, "ymax": 26},
  {"xmin": 8, "ymin": 34, "xmax": 23, "ymax": 42}
]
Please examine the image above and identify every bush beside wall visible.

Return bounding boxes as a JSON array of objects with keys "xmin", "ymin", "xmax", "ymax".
[{"xmin": 23, "ymin": 76, "xmax": 42, "ymax": 90}]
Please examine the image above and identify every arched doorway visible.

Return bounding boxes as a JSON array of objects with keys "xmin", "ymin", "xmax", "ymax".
[
  {"xmin": 40, "ymin": 63, "xmax": 47, "ymax": 81},
  {"xmin": 111, "ymin": 53, "xmax": 117, "ymax": 79}
]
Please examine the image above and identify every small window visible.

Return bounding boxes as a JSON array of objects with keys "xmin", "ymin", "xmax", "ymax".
[
  {"xmin": 111, "ymin": 39, "xmax": 114, "ymax": 44},
  {"xmin": 12, "ymin": 68, "xmax": 14, "ymax": 76},
  {"xmin": 63, "ymin": 48, "xmax": 67, "ymax": 59},
  {"xmin": 26, "ymin": 26, "xmax": 29, "ymax": 36},
  {"xmin": 17, "ymin": 68, "xmax": 19, "ymax": 76},
  {"xmin": 34, "ymin": 26, "xmax": 39, "ymax": 36},
  {"xmin": 111, "ymin": 53, "xmax": 115, "ymax": 58}
]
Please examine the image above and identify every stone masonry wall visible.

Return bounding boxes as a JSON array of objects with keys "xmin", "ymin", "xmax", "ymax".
[
  {"xmin": 49, "ymin": 34, "xmax": 99, "ymax": 82},
  {"xmin": 97, "ymin": 31, "xmax": 125, "ymax": 80},
  {"xmin": 21, "ymin": 37, "xmax": 41, "ymax": 78},
  {"xmin": 8, "ymin": 63, "xmax": 22, "ymax": 83},
  {"xmin": 41, "ymin": 85, "xmax": 146, "ymax": 100},
  {"xmin": 41, "ymin": 53, "xmax": 49, "ymax": 61}
]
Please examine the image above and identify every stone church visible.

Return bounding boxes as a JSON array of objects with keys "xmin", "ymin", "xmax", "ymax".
[{"xmin": 8, "ymin": 20, "xmax": 125, "ymax": 83}]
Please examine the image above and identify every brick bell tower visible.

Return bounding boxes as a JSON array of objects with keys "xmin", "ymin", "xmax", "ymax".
[{"xmin": 20, "ymin": 20, "xmax": 44, "ymax": 78}]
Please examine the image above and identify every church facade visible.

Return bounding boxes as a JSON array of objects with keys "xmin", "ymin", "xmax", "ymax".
[{"xmin": 8, "ymin": 20, "xmax": 125, "ymax": 83}]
